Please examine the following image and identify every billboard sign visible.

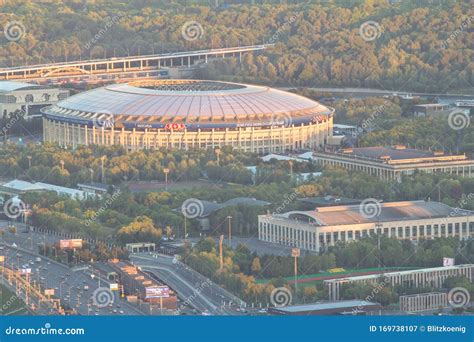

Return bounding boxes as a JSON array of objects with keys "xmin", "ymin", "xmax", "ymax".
[
  {"xmin": 443, "ymin": 257, "xmax": 455, "ymax": 267},
  {"xmin": 145, "ymin": 286, "xmax": 170, "ymax": 299},
  {"xmin": 60, "ymin": 239, "xmax": 83, "ymax": 250},
  {"xmin": 110, "ymin": 283, "xmax": 119, "ymax": 291},
  {"xmin": 44, "ymin": 289, "xmax": 55, "ymax": 296}
]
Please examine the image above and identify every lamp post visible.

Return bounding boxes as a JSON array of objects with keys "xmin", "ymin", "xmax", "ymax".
[
  {"xmin": 163, "ymin": 168, "xmax": 170, "ymax": 191},
  {"xmin": 227, "ymin": 216, "xmax": 232, "ymax": 248}
]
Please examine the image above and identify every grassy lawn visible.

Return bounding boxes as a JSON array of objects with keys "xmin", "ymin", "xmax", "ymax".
[{"xmin": 0, "ymin": 284, "xmax": 29, "ymax": 315}]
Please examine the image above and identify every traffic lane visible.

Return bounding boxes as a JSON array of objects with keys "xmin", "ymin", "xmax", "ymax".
[
  {"xmin": 135, "ymin": 253, "xmax": 243, "ymax": 309},
  {"xmin": 0, "ymin": 245, "xmax": 141, "ymax": 316},
  {"xmin": 140, "ymin": 265, "xmax": 221, "ymax": 315}
]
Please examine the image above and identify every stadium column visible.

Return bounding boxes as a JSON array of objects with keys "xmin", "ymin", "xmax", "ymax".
[
  {"xmin": 84, "ymin": 125, "xmax": 88, "ymax": 145},
  {"xmin": 132, "ymin": 128, "xmax": 136, "ymax": 149}
]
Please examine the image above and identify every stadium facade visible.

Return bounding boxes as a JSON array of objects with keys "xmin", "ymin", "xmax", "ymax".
[{"xmin": 42, "ymin": 80, "xmax": 334, "ymax": 152}]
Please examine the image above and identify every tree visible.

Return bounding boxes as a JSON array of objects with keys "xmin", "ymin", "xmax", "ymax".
[{"xmin": 251, "ymin": 257, "xmax": 261, "ymax": 274}]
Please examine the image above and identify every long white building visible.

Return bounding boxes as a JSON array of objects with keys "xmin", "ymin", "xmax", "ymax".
[
  {"xmin": 324, "ymin": 264, "xmax": 474, "ymax": 301},
  {"xmin": 258, "ymin": 201, "xmax": 474, "ymax": 252}
]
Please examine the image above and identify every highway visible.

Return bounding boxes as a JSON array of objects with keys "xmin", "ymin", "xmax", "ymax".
[
  {"xmin": 0, "ymin": 231, "xmax": 144, "ymax": 316},
  {"xmin": 131, "ymin": 253, "xmax": 246, "ymax": 315}
]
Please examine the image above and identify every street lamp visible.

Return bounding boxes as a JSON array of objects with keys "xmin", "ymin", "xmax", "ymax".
[
  {"xmin": 227, "ymin": 216, "xmax": 232, "ymax": 248},
  {"xmin": 163, "ymin": 168, "xmax": 170, "ymax": 191}
]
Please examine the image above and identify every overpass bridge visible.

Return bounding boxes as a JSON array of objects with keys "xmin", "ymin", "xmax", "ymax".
[{"xmin": 0, "ymin": 45, "xmax": 271, "ymax": 83}]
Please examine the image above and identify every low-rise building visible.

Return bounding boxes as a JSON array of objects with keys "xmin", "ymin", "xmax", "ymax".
[
  {"xmin": 0, "ymin": 81, "xmax": 69, "ymax": 120},
  {"xmin": 314, "ymin": 146, "xmax": 474, "ymax": 181},
  {"xmin": 0, "ymin": 179, "xmax": 89, "ymax": 200},
  {"xmin": 413, "ymin": 103, "xmax": 454, "ymax": 118},
  {"xmin": 258, "ymin": 200, "xmax": 473, "ymax": 252},
  {"xmin": 324, "ymin": 264, "xmax": 474, "ymax": 301},
  {"xmin": 268, "ymin": 300, "xmax": 381, "ymax": 315}
]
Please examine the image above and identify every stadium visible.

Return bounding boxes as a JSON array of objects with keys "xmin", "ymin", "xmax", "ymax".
[{"xmin": 42, "ymin": 80, "xmax": 334, "ymax": 152}]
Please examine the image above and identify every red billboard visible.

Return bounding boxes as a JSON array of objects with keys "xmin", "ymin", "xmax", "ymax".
[{"xmin": 59, "ymin": 239, "xmax": 83, "ymax": 249}]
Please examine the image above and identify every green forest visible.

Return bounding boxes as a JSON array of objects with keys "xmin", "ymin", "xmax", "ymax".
[{"xmin": 0, "ymin": 0, "xmax": 472, "ymax": 92}]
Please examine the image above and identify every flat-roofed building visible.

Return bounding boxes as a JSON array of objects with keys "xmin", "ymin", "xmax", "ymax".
[
  {"xmin": 258, "ymin": 201, "xmax": 474, "ymax": 252},
  {"xmin": 314, "ymin": 146, "xmax": 474, "ymax": 181},
  {"xmin": 399, "ymin": 292, "xmax": 448, "ymax": 312},
  {"xmin": 413, "ymin": 103, "xmax": 455, "ymax": 118},
  {"xmin": 0, "ymin": 81, "xmax": 69, "ymax": 120},
  {"xmin": 324, "ymin": 264, "xmax": 474, "ymax": 301},
  {"xmin": 268, "ymin": 300, "xmax": 381, "ymax": 315}
]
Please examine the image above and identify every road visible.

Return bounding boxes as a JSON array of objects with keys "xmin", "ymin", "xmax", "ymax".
[
  {"xmin": 131, "ymin": 253, "xmax": 246, "ymax": 315},
  {"xmin": 0, "ymin": 241, "xmax": 144, "ymax": 316}
]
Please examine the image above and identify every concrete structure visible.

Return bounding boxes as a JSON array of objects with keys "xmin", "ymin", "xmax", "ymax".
[
  {"xmin": 0, "ymin": 81, "xmax": 69, "ymax": 119},
  {"xmin": 324, "ymin": 264, "xmax": 474, "ymax": 301},
  {"xmin": 314, "ymin": 146, "xmax": 474, "ymax": 181},
  {"xmin": 399, "ymin": 292, "xmax": 448, "ymax": 312},
  {"xmin": 42, "ymin": 79, "xmax": 334, "ymax": 152},
  {"xmin": 77, "ymin": 182, "xmax": 110, "ymax": 196},
  {"xmin": 413, "ymin": 103, "xmax": 454, "ymax": 118},
  {"xmin": 268, "ymin": 300, "xmax": 381, "ymax": 315},
  {"xmin": 0, "ymin": 179, "xmax": 88, "ymax": 200},
  {"xmin": 258, "ymin": 200, "xmax": 474, "ymax": 252},
  {"xmin": 0, "ymin": 45, "xmax": 270, "ymax": 82},
  {"xmin": 125, "ymin": 242, "xmax": 156, "ymax": 253}
]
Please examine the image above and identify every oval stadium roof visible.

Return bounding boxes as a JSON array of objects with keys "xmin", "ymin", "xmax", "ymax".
[{"xmin": 45, "ymin": 80, "xmax": 332, "ymax": 125}]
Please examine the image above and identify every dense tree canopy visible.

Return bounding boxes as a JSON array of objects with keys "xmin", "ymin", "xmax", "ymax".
[{"xmin": 0, "ymin": 0, "xmax": 472, "ymax": 92}]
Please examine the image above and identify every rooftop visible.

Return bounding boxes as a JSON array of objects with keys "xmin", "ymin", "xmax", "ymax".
[
  {"xmin": 317, "ymin": 146, "xmax": 469, "ymax": 165},
  {"xmin": 297, "ymin": 196, "xmax": 361, "ymax": 207},
  {"xmin": 44, "ymin": 80, "xmax": 332, "ymax": 125},
  {"xmin": 0, "ymin": 81, "xmax": 42, "ymax": 93},
  {"xmin": 0, "ymin": 179, "xmax": 87, "ymax": 200},
  {"xmin": 324, "ymin": 264, "xmax": 474, "ymax": 284},
  {"xmin": 271, "ymin": 300, "xmax": 379, "ymax": 313},
  {"xmin": 277, "ymin": 200, "xmax": 473, "ymax": 226}
]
